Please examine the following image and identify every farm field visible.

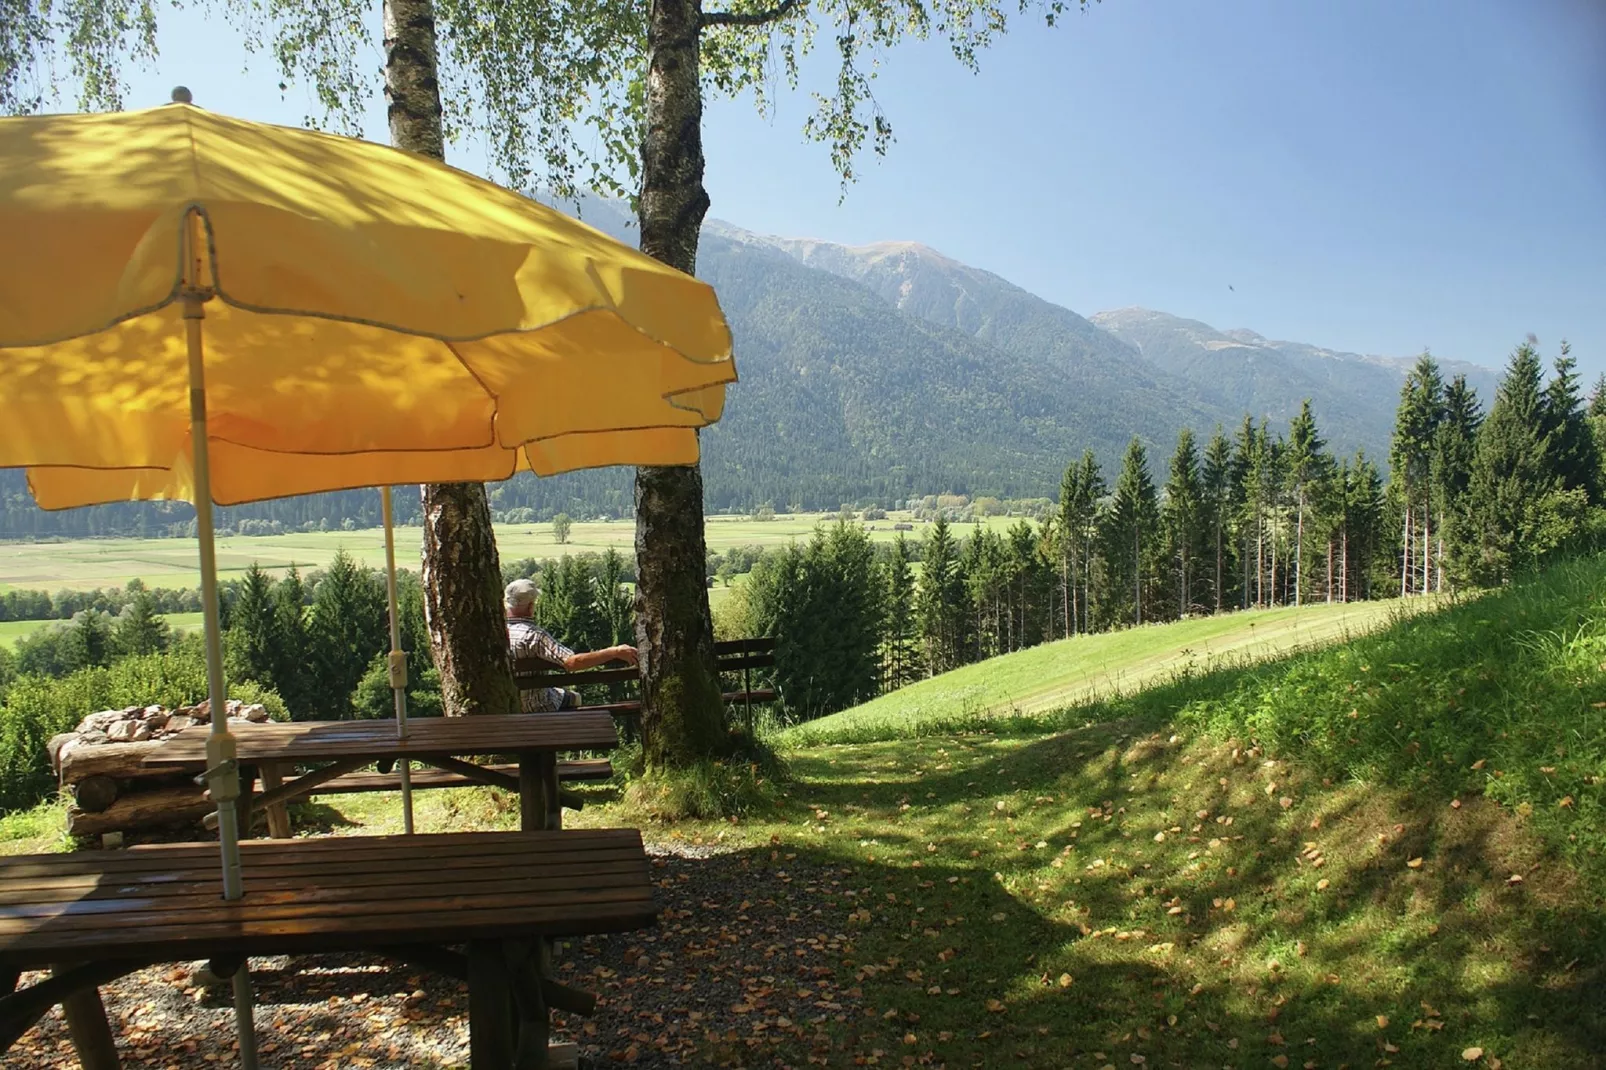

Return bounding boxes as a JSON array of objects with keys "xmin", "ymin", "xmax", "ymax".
[
  {"xmin": 0, "ymin": 612, "xmax": 205, "ymax": 649},
  {"xmin": 0, "ymin": 512, "xmax": 970, "ymax": 592}
]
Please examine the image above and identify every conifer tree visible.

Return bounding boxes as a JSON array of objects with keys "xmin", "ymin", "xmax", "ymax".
[
  {"xmin": 113, "ymin": 589, "xmax": 170, "ymax": 657},
  {"xmin": 882, "ymin": 534, "xmax": 918, "ymax": 691},
  {"xmin": 1162, "ymin": 427, "xmax": 1204, "ymax": 619},
  {"xmin": 1285, "ymin": 400, "xmax": 1328, "ymax": 606},
  {"xmin": 65, "ymin": 609, "xmax": 113, "ymax": 672},
  {"xmin": 1459, "ymin": 340, "xmax": 1569, "ymax": 584},
  {"xmin": 1104, "ymin": 437, "xmax": 1160, "ymax": 626},
  {"xmin": 1201, "ymin": 426, "xmax": 1236, "ymax": 614},
  {"xmin": 1057, "ymin": 450, "xmax": 1104, "ymax": 636},
  {"xmin": 271, "ymin": 567, "xmax": 312, "ymax": 716},
  {"xmin": 1540, "ymin": 341, "xmax": 1600, "ymax": 505},
  {"xmin": 917, "ymin": 517, "xmax": 966, "ymax": 675},
  {"xmin": 596, "ymin": 548, "xmax": 636, "ymax": 646},
  {"xmin": 307, "ymin": 550, "xmax": 388, "ymax": 719},
  {"xmin": 225, "ymin": 564, "xmax": 277, "ymax": 687},
  {"xmin": 1390, "ymin": 354, "xmax": 1446, "ymax": 595}
]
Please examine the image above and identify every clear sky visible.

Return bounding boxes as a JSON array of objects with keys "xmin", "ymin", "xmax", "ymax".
[{"xmin": 105, "ymin": 0, "xmax": 1606, "ymax": 376}]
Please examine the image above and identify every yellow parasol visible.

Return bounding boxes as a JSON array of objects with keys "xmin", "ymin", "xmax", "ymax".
[{"xmin": 0, "ymin": 89, "xmax": 735, "ymax": 1066}]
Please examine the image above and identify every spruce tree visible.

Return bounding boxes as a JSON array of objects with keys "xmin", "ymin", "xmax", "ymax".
[
  {"xmin": 1285, "ymin": 400, "xmax": 1328, "ymax": 606},
  {"xmin": 1540, "ymin": 341, "xmax": 1600, "ymax": 504},
  {"xmin": 225, "ymin": 564, "xmax": 277, "ymax": 686},
  {"xmin": 64, "ymin": 609, "xmax": 113, "ymax": 671},
  {"xmin": 1231, "ymin": 417, "xmax": 1259, "ymax": 609},
  {"xmin": 270, "ymin": 567, "xmax": 312, "ymax": 716},
  {"xmin": 1058, "ymin": 450, "xmax": 1104, "ymax": 636},
  {"xmin": 1201, "ymin": 426, "xmax": 1235, "ymax": 614},
  {"xmin": 882, "ymin": 534, "xmax": 918, "ymax": 691},
  {"xmin": 1389, "ymin": 353, "xmax": 1446, "ymax": 594},
  {"xmin": 113, "ymin": 589, "xmax": 170, "ymax": 657},
  {"xmin": 307, "ymin": 550, "xmax": 388, "ymax": 719},
  {"xmin": 1104, "ymin": 437, "xmax": 1160, "ymax": 626},
  {"xmin": 1459, "ymin": 340, "xmax": 1570, "ymax": 584},
  {"xmin": 1162, "ymin": 427, "xmax": 1204, "ymax": 619},
  {"xmin": 917, "ymin": 517, "xmax": 966, "ymax": 675},
  {"xmin": 596, "ymin": 548, "xmax": 636, "ymax": 646}
]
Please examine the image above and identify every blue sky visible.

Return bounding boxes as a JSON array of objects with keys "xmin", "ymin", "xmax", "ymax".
[{"xmin": 109, "ymin": 0, "xmax": 1606, "ymax": 377}]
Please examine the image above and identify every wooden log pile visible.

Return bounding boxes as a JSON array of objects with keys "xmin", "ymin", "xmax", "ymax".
[{"xmin": 48, "ymin": 700, "xmax": 270, "ymax": 838}]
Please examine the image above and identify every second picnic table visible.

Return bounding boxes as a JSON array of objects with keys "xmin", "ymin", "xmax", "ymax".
[{"xmin": 143, "ymin": 712, "xmax": 618, "ymax": 836}]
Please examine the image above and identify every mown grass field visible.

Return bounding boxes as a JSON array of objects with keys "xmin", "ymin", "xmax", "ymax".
[
  {"xmin": 783, "ymin": 596, "xmax": 1435, "ymax": 746},
  {"xmin": 6, "ymin": 562, "xmax": 1602, "ymax": 1067},
  {"xmin": 0, "ymin": 512, "xmax": 971, "ymax": 591},
  {"xmin": 0, "ymin": 612, "xmax": 204, "ymax": 650}
]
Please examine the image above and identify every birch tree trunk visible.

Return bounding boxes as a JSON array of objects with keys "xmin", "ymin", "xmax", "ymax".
[
  {"xmin": 385, "ymin": 0, "xmax": 518, "ymax": 717},
  {"xmin": 634, "ymin": 0, "xmax": 732, "ymax": 768}
]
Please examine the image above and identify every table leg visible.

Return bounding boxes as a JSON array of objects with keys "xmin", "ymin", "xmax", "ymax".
[
  {"xmin": 467, "ymin": 940, "xmax": 515, "ymax": 1070},
  {"xmin": 517, "ymin": 757, "xmax": 547, "ymax": 832},
  {"xmin": 55, "ymin": 966, "xmax": 120, "ymax": 1070},
  {"xmin": 540, "ymin": 754, "xmax": 560, "ymax": 831},
  {"xmin": 234, "ymin": 766, "xmax": 257, "ymax": 839},
  {"xmin": 257, "ymin": 762, "xmax": 292, "ymax": 839}
]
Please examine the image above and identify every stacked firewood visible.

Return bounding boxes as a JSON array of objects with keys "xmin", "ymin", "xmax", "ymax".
[{"xmin": 47, "ymin": 700, "xmax": 270, "ymax": 837}]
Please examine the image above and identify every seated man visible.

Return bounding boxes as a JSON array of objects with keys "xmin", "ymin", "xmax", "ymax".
[{"xmin": 505, "ymin": 578, "xmax": 638, "ymax": 712}]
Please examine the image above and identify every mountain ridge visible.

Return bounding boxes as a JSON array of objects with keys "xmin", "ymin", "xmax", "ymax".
[{"xmin": 0, "ymin": 201, "xmax": 1502, "ymax": 536}]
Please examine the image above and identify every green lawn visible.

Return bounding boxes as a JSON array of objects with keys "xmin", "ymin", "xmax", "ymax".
[
  {"xmin": 783, "ymin": 596, "xmax": 1434, "ymax": 746},
  {"xmin": 7, "ymin": 565, "xmax": 1600, "ymax": 1066},
  {"xmin": 0, "ymin": 611, "xmax": 204, "ymax": 649},
  {"xmin": 0, "ymin": 512, "xmax": 974, "ymax": 591}
]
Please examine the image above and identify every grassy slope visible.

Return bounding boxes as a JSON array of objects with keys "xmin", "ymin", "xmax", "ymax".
[
  {"xmin": 784, "ymin": 597, "xmax": 1429, "ymax": 747},
  {"xmin": 6, "ymin": 564, "xmax": 1603, "ymax": 1066}
]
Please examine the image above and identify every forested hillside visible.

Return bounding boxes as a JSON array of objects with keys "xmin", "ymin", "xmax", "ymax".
[{"xmin": 1, "ymin": 199, "xmax": 1499, "ymax": 537}]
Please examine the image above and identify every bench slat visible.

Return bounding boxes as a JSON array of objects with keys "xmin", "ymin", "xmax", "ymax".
[
  {"xmin": 0, "ymin": 831, "xmax": 656, "ymax": 969},
  {"xmin": 301, "ymin": 759, "xmax": 613, "ymax": 795},
  {"xmin": 0, "ymin": 849, "xmax": 651, "ymax": 904}
]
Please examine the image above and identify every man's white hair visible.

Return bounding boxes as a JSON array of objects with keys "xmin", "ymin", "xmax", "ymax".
[{"xmin": 504, "ymin": 578, "xmax": 538, "ymax": 613}]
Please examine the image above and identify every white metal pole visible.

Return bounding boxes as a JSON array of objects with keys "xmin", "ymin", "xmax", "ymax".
[
  {"xmin": 381, "ymin": 486, "xmax": 414, "ymax": 833},
  {"xmin": 183, "ymin": 280, "xmax": 259, "ymax": 1070}
]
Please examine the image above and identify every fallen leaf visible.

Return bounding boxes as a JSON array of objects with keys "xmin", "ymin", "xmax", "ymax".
[
  {"xmin": 1407, "ymin": 857, "xmax": 1424, "ymax": 869},
  {"xmin": 1272, "ymin": 1057, "xmax": 1289, "ymax": 1069},
  {"xmin": 985, "ymin": 999, "xmax": 1005, "ymax": 1013},
  {"xmin": 1279, "ymin": 797, "xmax": 1293, "ymax": 810},
  {"xmin": 1058, "ymin": 974, "xmax": 1073, "ymax": 988},
  {"xmin": 1377, "ymin": 1015, "xmax": 1389, "ymax": 1029},
  {"xmin": 1316, "ymin": 878, "xmax": 1330, "ymax": 891},
  {"xmin": 1462, "ymin": 1047, "xmax": 1484, "ymax": 1061}
]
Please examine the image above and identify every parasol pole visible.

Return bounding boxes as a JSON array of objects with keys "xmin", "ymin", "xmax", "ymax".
[
  {"xmin": 175, "ymin": 138, "xmax": 259, "ymax": 1069},
  {"xmin": 380, "ymin": 485, "xmax": 414, "ymax": 833}
]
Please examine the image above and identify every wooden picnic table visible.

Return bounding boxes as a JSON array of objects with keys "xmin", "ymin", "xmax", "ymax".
[
  {"xmin": 0, "ymin": 829, "xmax": 658, "ymax": 1069},
  {"xmin": 144, "ymin": 712, "xmax": 618, "ymax": 837}
]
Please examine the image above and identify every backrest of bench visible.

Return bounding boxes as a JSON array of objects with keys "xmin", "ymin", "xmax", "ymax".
[{"xmin": 511, "ymin": 636, "xmax": 776, "ymax": 693}]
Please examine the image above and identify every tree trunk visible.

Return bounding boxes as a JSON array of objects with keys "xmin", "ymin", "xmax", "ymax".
[
  {"xmin": 1400, "ymin": 504, "xmax": 1411, "ymax": 598},
  {"xmin": 1214, "ymin": 515, "xmax": 1223, "ymax": 614},
  {"xmin": 1294, "ymin": 490, "xmax": 1304, "ymax": 607},
  {"xmin": 1426, "ymin": 498, "xmax": 1438, "ymax": 591},
  {"xmin": 630, "ymin": 0, "xmax": 732, "ymax": 770},
  {"xmin": 1341, "ymin": 526, "xmax": 1348, "ymax": 603},
  {"xmin": 66, "ymin": 784, "xmax": 214, "ymax": 837},
  {"xmin": 385, "ymin": 0, "xmax": 519, "ymax": 718}
]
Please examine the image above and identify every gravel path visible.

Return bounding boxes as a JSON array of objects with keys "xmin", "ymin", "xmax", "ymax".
[{"xmin": 9, "ymin": 846, "xmax": 864, "ymax": 1069}]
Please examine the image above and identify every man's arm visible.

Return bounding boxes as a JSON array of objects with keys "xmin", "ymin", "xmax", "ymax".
[{"xmin": 561, "ymin": 645, "xmax": 638, "ymax": 672}]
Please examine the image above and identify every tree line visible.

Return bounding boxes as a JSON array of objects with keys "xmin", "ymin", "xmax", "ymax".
[{"xmin": 724, "ymin": 338, "xmax": 1604, "ymax": 722}]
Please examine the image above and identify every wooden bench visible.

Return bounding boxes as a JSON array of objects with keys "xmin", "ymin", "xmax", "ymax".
[
  {"xmin": 512, "ymin": 637, "xmax": 778, "ymax": 725},
  {"xmin": 0, "ymin": 829, "xmax": 657, "ymax": 1069}
]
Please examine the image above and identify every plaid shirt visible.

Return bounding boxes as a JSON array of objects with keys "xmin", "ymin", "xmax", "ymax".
[{"xmin": 508, "ymin": 618, "xmax": 575, "ymax": 713}]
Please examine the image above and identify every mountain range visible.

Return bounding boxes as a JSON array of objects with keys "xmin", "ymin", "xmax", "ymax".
[{"xmin": 0, "ymin": 198, "xmax": 1498, "ymax": 536}]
